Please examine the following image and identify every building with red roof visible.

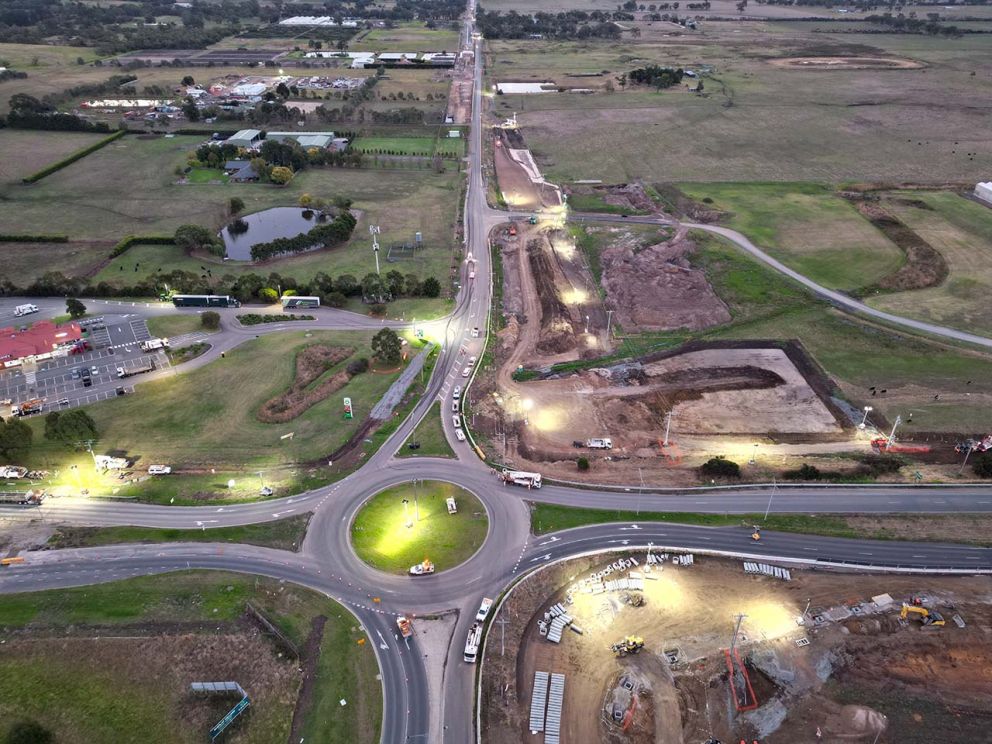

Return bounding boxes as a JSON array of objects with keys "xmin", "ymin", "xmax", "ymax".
[{"xmin": 0, "ymin": 320, "xmax": 83, "ymax": 365}]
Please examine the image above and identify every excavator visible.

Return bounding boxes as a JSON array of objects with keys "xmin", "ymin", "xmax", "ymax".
[
  {"xmin": 900, "ymin": 603, "xmax": 945, "ymax": 627},
  {"xmin": 610, "ymin": 636, "xmax": 645, "ymax": 657}
]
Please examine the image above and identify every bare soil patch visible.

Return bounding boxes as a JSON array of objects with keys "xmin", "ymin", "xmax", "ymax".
[
  {"xmin": 600, "ymin": 226, "xmax": 731, "ymax": 332},
  {"xmin": 769, "ymin": 56, "xmax": 924, "ymax": 70},
  {"xmin": 851, "ymin": 201, "xmax": 949, "ymax": 292},
  {"xmin": 257, "ymin": 344, "xmax": 355, "ymax": 423}
]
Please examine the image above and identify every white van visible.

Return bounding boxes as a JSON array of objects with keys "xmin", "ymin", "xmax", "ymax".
[{"xmin": 14, "ymin": 304, "xmax": 39, "ymax": 317}]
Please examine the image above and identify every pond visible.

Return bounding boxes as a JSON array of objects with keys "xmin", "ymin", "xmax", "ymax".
[{"xmin": 220, "ymin": 207, "xmax": 323, "ymax": 261}]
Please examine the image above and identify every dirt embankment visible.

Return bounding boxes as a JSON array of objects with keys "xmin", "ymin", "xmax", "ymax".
[
  {"xmin": 600, "ymin": 227, "xmax": 731, "ymax": 332},
  {"xmin": 527, "ymin": 238, "xmax": 579, "ymax": 355},
  {"xmin": 258, "ymin": 345, "xmax": 355, "ymax": 423},
  {"xmin": 849, "ymin": 200, "xmax": 949, "ymax": 293}
]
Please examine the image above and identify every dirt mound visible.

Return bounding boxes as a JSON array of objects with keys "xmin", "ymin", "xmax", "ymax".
[
  {"xmin": 600, "ymin": 228, "xmax": 731, "ymax": 332},
  {"xmin": 527, "ymin": 238, "xmax": 578, "ymax": 355},
  {"xmin": 852, "ymin": 201, "xmax": 949, "ymax": 292},
  {"xmin": 258, "ymin": 344, "xmax": 355, "ymax": 423}
]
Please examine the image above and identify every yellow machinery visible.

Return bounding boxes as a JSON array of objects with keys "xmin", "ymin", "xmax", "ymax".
[
  {"xmin": 610, "ymin": 636, "xmax": 645, "ymax": 657},
  {"xmin": 900, "ymin": 603, "xmax": 945, "ymax": 627},
  {"xmin": 751, "ymin": 526, "xmax": 761, "ymax": 542}
]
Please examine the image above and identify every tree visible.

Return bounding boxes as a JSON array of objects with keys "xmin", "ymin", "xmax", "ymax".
[
  {"xmin": 42, "ymin": 409, "xmax": 98, "ymax": 449},
  {"xmin": 332, "ymin": 195, "xmax": 353, "ymax": 210},
  {"xmin": 371, "ymin": 327, "xmax": 402, "ymax": 366},
  {"xmin": 229, "ymin": 197, "xmax": 244, "ymax": 215},
  {"xmin": 5, "ymin": 720, "xmax": 54, "ymax": 744},
  {"xmin": 323, "ymin": 291, "xmax": 347, "ymax": 308},
  {"xmin": 335, "ymin": 274, "xmax": 359, "ymax": 296},
  {"xmin": 269, "ymin": 166, "xmax": 294, "ymax": 185},
  {"xmin": 65, "ymin": 298, "xmax": 86, "ymax": 319},
  {"xmin": 175, "ymin": 224, "xmax": 218, "ymax": 253},
  {"xmin": 298, "ymin": 193, "xmax": 313, "ymax": 208},
  {"xmin": 699, "ymin": 456, "xmax": 740, "ymax": 479},
  {"xmin": 201, "ymin": 311, "xmax": 220, "ymax": 330},
  {"xmin": 361, "ymin": 272, "xmax": 389, "ymax": 303},
  {"xmin": 404, "ymin": 273, "xmax": 421, "ymax": 296},
  {"xmin": 181, "ymin": 75, "xmax": 195, "ymax": 86},
  {"xmin": 0, "ymin": 418, "xmax": 33, "ymax": 463},
  {"xmin": 276, "ymin": 82, "xmax": 291, "ymax": 98},
  {"xmin": 422, "ymin": 276, "xmax": 441, "ymax": 298},
  {"xmin": 385, "ymin": 270, "xmax": 405, "ymax": 297},
  {"xmin": 973, "ymin": 452, "xmax": 992, "ymax": 479},
  {"xmin": 259, "ymin": 287, "xmax": 279, "ymax": 303},
  {"xmin": 577, "ymin": 456, "xmax": 590, "ymax": 471},
  {"xmin": 181, "ymin": 97, "xmax": 199, "ymax": 122}
]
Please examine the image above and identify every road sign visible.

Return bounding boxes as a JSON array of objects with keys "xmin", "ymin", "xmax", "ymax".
[{"xmin": 344, "ymin": 397, "xmax": 353, "ymax": 419}]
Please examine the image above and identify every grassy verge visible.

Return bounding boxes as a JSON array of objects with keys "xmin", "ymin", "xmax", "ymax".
[
  {"xmin": 351, "ymin": 481, "xmax": 488, "ymax": 574},
  {"xmin": 398, "ymin": 401, "xmax": 455, "ymax": 458},
  {"xmin": 46, "ymin": 513, "xmax": 311, "ymax": 551},
  {"xmin": 147, "ymin": 313, "xmax": 212, "ymax": 338},
  {"xmin": 529, "ymin": 503, "xmax": 992, "ymax": 546},
  {"xmin": 0, "ymin": 571, "xmax": 381, "ymax": 744},
  {"xmin": 167, "ymin": 341, "xmax": 210, "ymax": 364}
]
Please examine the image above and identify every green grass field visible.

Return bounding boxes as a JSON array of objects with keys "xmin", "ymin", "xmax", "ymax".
[
  {"xmin": 679, "ymin": 183, "xmax": 905, "ymax": 291},
  {"xmin": 351, "ymin": 481, "xmax": 487, "ymax": 573},
  {"xmin": 0, "ymin": 135, "xmax": 461, "ymax": 284},
  {"xmin": 27, "ymin": 331, "xmax": 405, "ymax": 468},
  {"xmin": 398, "ymin": 402, "xmax": 456, "ymax": 458},
  {"xmin": 0, "ymin": 571, "xmax": 381, "ymax": 744},
  {"xmin": 47, "ymin": 514, "xmax": 311, "ymax": 550},
  {"xmin": 353, "ymin": 136, "xmax": 436, "ymax": 156},
  {"xmin": 146, "ymin": 313, "xmax": 214, "ymax": 338},
  {"xmin": 867, "ymin": 191, "xmax": 992, "ymax": 335},
  {"xmin": 350, "ymin": 22, "xmax": 460, "ymax": 51}
]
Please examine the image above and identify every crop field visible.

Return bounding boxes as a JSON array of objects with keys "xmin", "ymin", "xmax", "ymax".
[
  {"xmin": 867, "ymin": 192, "xmax": 992, "ymax": 336},
  {"xmin": 678, "ymin": 182, "xmax": 906, "ymax": 291},
  {"xmin": 489, "ymin": 24, "xmax": 992, "ymax": 183},
  {"xmin": 0, "ymin": 572, "xmax": 381, "ymax": 744},
  {"xmin": 0, "ymin": 134, "xmax": 461, "ymax": 283},
  {"xmin": 27, "ymin": 331, "xmax": 404, "ymax": 467},
  {"xmin": 350, "ymin": 22, "xmax": 461, "ymax": 52}
]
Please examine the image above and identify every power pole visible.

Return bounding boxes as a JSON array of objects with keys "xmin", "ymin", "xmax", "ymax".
[
  {"xmin": 731, "ymin": 613, "xmax": 746, "ymax": 655},
  {"xmin": 369, "ymin": 224, "xmax": 381, "ymax": 275},
  {"xmin": 495, "ymin": 617, "xmax": 508, "ymax": 656},
  {"xmin": 637, "ymin": 467, "xmax": 644, "ymax": 515},
  {"xmin": 662, "ymin": 410, "xmax": 673, "ymax": 447},
  {"xmin": 605, "ymin": 309, "xmax": 613, "ymax": 339},
  {"xmin": 763, "ymin": 477, "xmax": 777, "ymax": 521}
]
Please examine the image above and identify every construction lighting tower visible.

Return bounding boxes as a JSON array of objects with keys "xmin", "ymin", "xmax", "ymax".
[
  {"xmin": 369, "ymin": 224, "xmax": 381, "ymax": 275},
  {"xmin": 885, "ymin": 415, "xmax": 902, "ymax": 452}
]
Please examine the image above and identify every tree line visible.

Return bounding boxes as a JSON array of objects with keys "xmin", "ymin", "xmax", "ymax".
[
  {"xmin": 475, "ymin": 9, "xmax": 625, "ymax": 39},
  {"xmin": 249, "ymin": 211, "xmax": 357, "ymax": 262}
]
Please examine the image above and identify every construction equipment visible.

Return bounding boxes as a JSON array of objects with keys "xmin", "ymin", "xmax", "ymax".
[
  {"xmin": 900, "ymin": 603, "xmax": 945, "ymax": 627},
  {"xmin": 610, "ymin": 636, "xmax": 645, "ymax": 657},
  {"xmin": 870, "ymin": 437, "xmax": 930, "ymax": 454},
  {"xmin": 408, "ymin": 557, "xmax": 435, "ymax": 576},
  {"xmin": 751, "ymin": 526, "xmax": 761, "ymax": 542},
  {"xmin": 11, "ymin": 398, "xmax": 44, "ymax": 417},
  {"xmin": 396, "ymin": 616, "xmax": 413, "ymax": 638},
  {"xmin": 955, "ymin": 434, "xmax": 992, "ymax": 454}
]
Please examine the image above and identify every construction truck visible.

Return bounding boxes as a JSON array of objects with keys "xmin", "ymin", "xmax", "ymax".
[
  {"xmin": 118, "ymin": 357, "xmax": 156, "ymax": 378},
  {"xmin": 900, "ymin": 603, "xmax": 945, "ymax": 627},
  {"xmin": 499, "ymin": 469, "xmax": 542, "ymax": 489},
  {"xmin": 463, "ymin": 622, "xmax": 482, "ymax": 663},
  {"xmin": 396, "ymin": 616, "xmax": 414, "ymax": 639},
  {"xmin": 586, "ymin": 438, "xmax": 613, "ymax": 449},
  {"xmin": 94, "ymin": 454, "xmax": 130, "ymax": 471},
  {"xmin": 139, "ymin": 338, "xmax": 169, "ymax": 352},
  {"xmin": 610, "ymin": 636, "xmax": 645, "ymax": 657},
  {"xmin": 870, "ymin": 437, "xmax": 930, "ymax": 454},
  {"xmin": 409, "ymin": 558, "xmax": 435, "ymax": 576},
  {"xmin": 955, "ymin": 434, "xmax": 992, "ymax": 454},
  {"xmin": 0, "ymin": 466, "xmax": 28, "ymax": 479},
  {"xmin": 0, "ymin": 490, "xmax": 45, "ymax": 506},
  {"xmin": 11, "ymin": 398, "xmax": 43, "ymax": 417}
]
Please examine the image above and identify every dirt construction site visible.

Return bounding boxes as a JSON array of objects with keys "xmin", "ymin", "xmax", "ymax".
[
  {"xmin": 474, "ymin": 137, "xmax": 868, "ymax": 483},
  {"xmin": 480, "ymin": 553, "xmax": 992, "ymax": 744}
]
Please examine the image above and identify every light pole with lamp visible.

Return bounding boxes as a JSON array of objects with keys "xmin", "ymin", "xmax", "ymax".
[{"xmin": 859, "ymin": 405, "xmax": 873, "ymax": 429}]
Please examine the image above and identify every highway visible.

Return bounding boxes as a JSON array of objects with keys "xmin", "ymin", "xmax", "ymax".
[{"xmin": 3, "ymin": 3, "xmax": 992, "ymax": 744}]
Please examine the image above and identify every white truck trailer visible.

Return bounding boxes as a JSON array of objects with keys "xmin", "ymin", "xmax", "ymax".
[{"xmin": 500, "ymin": 470, "xmax": 542, "ymax": 489}]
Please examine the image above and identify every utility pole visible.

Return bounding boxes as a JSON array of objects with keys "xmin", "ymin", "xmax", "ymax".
[
  {"xmin": 662, "ymin": 410, "xmax": 673, "ymax": 447},
  {"xmin": 731, "ymin": 613, "xmax": 747, "ymax": 656},
  {"xmin": 369, "ymin": 224, "xmax": 381, "ymax": 275},
  {"xmin": 606, "ymin": 309, "xmax": 613, "ymax": 340},
  {"xmin": 960, "ymin": 443, "xmax": 974, "ymax": 475},
  {"xmin": 495, "ymin": 617, "xmax": 508, "ymax": 656},
  {"xmin": 637, "ymin": 467, "xmax": 644, "ymax": 516},
  {"xmin": 763, "ymin": 477, "xmax": 776, "ymax": 521},
  {"xmin": 885, "ymin": 415, "xmax": 901, "ymax": 451}
]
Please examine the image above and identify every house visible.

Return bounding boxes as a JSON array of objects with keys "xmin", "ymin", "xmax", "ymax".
[
  {"xmin": 229, "ymin": 162, "xmax": 259, "ymax": 182},
  {"xmin": 0, "ymin": 321, "xmax": 83, "ymax": 365},
  {"xmin": 976, "ymin": 182, "xmax": 992, "ymax": 205},
  {"xmin": 225, "ymin": 129, "xmax": 263, "ymax": 149}
]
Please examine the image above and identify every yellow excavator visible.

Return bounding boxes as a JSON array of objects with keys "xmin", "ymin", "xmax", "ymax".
[
  {"xmin": 610, "ymin": 636, "xmax": 645, "ymax": 657},
  {"xmin": 900, "ymin": 603, "xmax": 945, "ymax": 627}
]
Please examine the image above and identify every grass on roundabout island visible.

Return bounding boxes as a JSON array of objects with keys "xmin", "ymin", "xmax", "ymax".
[{"xmin": 350, "ymin": 481, "xmax": 488, "ymax": 574}]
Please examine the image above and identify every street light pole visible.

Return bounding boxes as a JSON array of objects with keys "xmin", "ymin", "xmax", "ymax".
[
  {"xmin": 749, "ymin": 443, "xmax": 758, "ymax": 465},
  {"xmin": 414, "ymin": 479, "xmax": 420, "ymax": 522},
  {"xmin": 402, "ymin": 498, "xmax": 412, "ymax": 528},
  {"xmin": 763, "ymin": 478, "xmax": 776, "ymax": 521},
  {"xmin": 859, "ymin": 405, "xmax": 873, "ymax": 429}
]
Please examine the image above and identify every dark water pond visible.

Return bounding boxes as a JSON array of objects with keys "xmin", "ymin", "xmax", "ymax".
[{"xmin": 220, "ymin": 207, "xmax": 320, "ymax": 261}]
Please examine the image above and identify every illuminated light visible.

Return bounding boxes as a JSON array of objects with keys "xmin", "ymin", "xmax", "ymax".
[
  {"xmin": 561, "ymin": 288, "xmax": 587, "ymax": 305},
  {"xmin": 530, "ymin": 407, "xmax": 563, "ymax": 433},
  {"xmin": 521, "ymin": 398, "xmax": 534, "ymax": 412},
  {"xmin": 741, "ymin": 601, "xmax": 798, "ymax": 641}
]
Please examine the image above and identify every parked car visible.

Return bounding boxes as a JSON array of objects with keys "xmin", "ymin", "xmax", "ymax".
[
  {"xmin": 461, "ymin": 367, "xmax": 471, "ymax": 377},
  {"xmin": 453, "ymin": 414, "xmax": 462, "ymax": 428},
  {"xmin": 455, "ymin": 429, "xmax": 466, "ymax": 442}
]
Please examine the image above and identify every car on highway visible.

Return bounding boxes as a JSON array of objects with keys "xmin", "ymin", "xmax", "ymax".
[
  {"xmin": 453, "ymin": 414, "xmax": 461, "ymax": 428},
  {"xmin": 455, "ymin": 428, "xmax": 466, "ymax": 442},
  {"xmin": 461, "ymin": 366, "xmax": 471, "ymax": 377}
]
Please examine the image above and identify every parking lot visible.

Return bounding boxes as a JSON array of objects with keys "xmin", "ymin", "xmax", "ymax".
[{"xmin": 0, "ymin": 318, "xmax": 170, "ymax": 414}]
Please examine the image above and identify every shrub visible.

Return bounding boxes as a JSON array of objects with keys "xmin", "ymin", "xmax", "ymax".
[
  {"xmin": 699, "ymin": 456, "xmax": 741, "ymax": 479},
  {"xmin": 323, "ymin": 291, "xmax": 347, "ymax": 308},
  {"xmin": 109, "ymin": 234, "xmax": 174, "ymax": 259},
  {"xmin": 346, "ymin": 357, "xmax": 369, "ymax": 375},
  {"xmin": 0, "ymin": 234, "xmax": 68, "ymax": 243},
  {"xmin": 229, "ymin": 197, "xmax": 245, "ymax": 215},
  {"xmin": 783, "ymin": 463, "xmax": 822, "ymax": 481},
  {"xmin": 858, "ymin": 454, "xmax": 904, "ymax": 478},
  {"xmin": 422, "ymin": 276, "xmax": 441, "ymax": 297},
  {"xmin": 5, "ymin": 720, "xmax": 54, "ymax": 744},
  {"xmin": 368, "ymin": 303, "xmax": 387, "ymax": 317},
  {"xmin": 973, "ymin": 452, "xmax": 992, "ymax": 479},
  {"xmin": 577, "ymin": 456, "xmax": 590, "ymax": 471},
  {"xmin": 259, "ymin": 287, "xmax": 279, "ymax": 303},
  {"xmin": 201, "ymin": 311, "xmax": 220, "ymax": 330}
]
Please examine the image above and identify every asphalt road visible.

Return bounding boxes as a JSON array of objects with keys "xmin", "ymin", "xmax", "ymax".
[{"xmin": 4, "ymin": 6, "xmax": 992, "ymax": 744}]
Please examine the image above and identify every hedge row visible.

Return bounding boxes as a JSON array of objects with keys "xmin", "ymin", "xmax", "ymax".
[
  {"xmin": 21, "ymin": 129, "xmax": 126, "ymax": 184},
  {"xmin": 0, "ymin": 234, "xmax": 69, "ymax": 243},
  {"xmin": 237, "ymin": 313, "xmax": 316, "ymax": 325},
  {"xmin": 110, "ymin": 234, "xmax": 175, "ymax": 258}
]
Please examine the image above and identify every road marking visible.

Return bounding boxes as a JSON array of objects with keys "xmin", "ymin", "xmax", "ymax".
[
  {"xmin": 537, "ymin": 536, "xmax": 559, "ymax": 546},
  {"xmin": 528, "ymin": 553, "xmax": 551, "ymax": 563},
  {"xmin": 619, "ymin": 525, "xmax": 641, "ymax": 531}
]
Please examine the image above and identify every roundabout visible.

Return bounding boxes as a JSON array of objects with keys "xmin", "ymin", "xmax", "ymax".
[{"xmin": 349, "ymin": 480, "xmax": 488, "ymax": 575}]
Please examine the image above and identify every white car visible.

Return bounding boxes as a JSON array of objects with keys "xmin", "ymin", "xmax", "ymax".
[
  {"xmin": 471, "ymin": 327, "xmax": 480, "ymax": 338},
  {"xmin": 453, "ymin": 385, "xmax": 462, "ymax": 399},
  {"xmin": 147, "ymin": 465, "xmax": 172, "ymax": 475},
  {"xmin": 455, "ymin": 428, "xmax": 466, "ymax": 442},
  {"xmin": 468, "ymin": 356, "xmax": 477, "ymax": 364},
  {"xmin": 461, "ymin": 366, "xmax": 471, "ymax": 377},
  {"xmin": 453, "ymin": 414, "xmax": 462, "ymax": 428},
  {"xmin": 476, "ymin": 597, "xmax": 494, "ymax": 622}
]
